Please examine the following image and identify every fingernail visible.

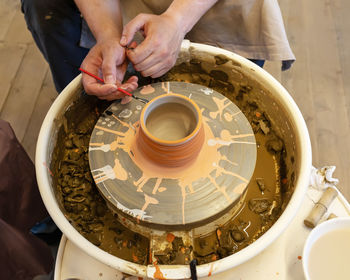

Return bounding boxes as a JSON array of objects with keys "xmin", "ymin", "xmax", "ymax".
[
  {"xmin": 105, "ymin": 75, "xmax": 115, "ymax": 84},
  {"xmin": 120, "ymin": 36, "xmax": 126, "ymax": 45}
]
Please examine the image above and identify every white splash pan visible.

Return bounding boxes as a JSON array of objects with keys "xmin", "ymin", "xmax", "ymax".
[{"xmin": 36, "ymin": 41, "xmax": 312, "ymax": 279}]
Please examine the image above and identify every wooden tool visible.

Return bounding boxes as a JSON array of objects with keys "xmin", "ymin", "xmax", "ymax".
[{"xmin": 304, "ymin": 187, "xmax": 338, "ymax": 228}]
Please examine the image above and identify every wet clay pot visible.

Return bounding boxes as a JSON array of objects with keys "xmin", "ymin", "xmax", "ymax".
[
  {"xmin": 36, "ymin": 41, "xmax": 312, "ymax": 278},
  {"xmin": 138, "ymin": 93, "xmax": 204, "ymax": 168}
]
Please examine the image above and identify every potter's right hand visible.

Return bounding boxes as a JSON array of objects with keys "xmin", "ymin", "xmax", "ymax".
[
  {"xmin": 81, "ymin": 39, "xmax": 138, "ymax": 102},
  {"xmin": 120, "ymin": 13, "xmax": 185, "ymax": 78}
]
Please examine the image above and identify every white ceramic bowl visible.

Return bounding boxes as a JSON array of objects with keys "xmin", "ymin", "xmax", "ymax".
[
  {"xmin": 303, "ymin": 217, "xmax": 350, "ymax": 280},
  {"xmin": 36, "ymin": 41, "xmax": 312, "ymax": 279}
]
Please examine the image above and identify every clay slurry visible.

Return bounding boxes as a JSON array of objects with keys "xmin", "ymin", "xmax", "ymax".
[{"xmin": 145, "ymin": 102, "xmax": 197, "ymax": 141}]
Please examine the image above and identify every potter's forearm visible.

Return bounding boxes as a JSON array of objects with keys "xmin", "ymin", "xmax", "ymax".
[
  {"xmin": 163, "ymin": 0, "xmax": 218, "ymax": 34},
  {"xmin": 74, "ymin": 0, "xmax": 123, "ymax": 42}
]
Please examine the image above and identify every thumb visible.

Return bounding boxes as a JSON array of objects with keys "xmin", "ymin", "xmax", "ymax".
[
  {"xmin": 102, "ymin": 52, "xmax": 118, "ymax": 85},
  {"xmin": 120, "ymin": 14, "xmax": 148, "ymax": 46},
  {"xmin": 101, "ymin": 46, "xmax": 125, "ymax": 85},
  {"xmin": 102, "ymin": 62, "xmax": 116, "ymax": 85}
]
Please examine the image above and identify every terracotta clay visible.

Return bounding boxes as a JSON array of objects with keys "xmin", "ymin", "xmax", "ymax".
[{"xmin": 138, "ymin": 94, "xmax": 204, "ymax": 167}]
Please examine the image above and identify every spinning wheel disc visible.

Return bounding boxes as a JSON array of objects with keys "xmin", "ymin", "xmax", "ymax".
[{"xmin": 89, "ymin": 82, "xmax": 256, "ymax": 229}]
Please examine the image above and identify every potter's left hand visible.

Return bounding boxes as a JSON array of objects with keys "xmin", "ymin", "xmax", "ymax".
[
  {"xmin": 81, "ymin": 39, "xmax": 138, "ymax": 103},
  {"xmin": 75, "ymin": 0, "xmax": 139, "ymax": 103},
  {"xmin": 120, "ymin": 13, "xmax": 186, "ymax": 78}
]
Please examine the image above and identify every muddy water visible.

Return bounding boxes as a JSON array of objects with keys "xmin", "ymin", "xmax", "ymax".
[
  {"xmin": 193, "ymin": 132, "xmax": 283, "ymax": 263},
  {"xmin": 51, "ymin": 59, "xmax": 289, "ymax": 266}
]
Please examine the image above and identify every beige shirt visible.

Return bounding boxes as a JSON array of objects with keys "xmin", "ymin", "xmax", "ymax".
[{"xmin": 81, "ymin": 0, "xmax": 295, "ymax": 62}]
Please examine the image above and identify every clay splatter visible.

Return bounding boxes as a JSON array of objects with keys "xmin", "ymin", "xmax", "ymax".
[{"xmin": 89, "ymin": 83, "xmax": 256, "ymax": 225}]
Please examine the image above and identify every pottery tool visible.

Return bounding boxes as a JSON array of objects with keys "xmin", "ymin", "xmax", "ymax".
[
  {"xmin": 304, "ymin": 187, "xmax": 338, "ymax": 228},
  {"xmin": 65, "ymin": 60, "xmax": 148, "ymax": 104},
  {"xmin": 79, "ymin": 68, "xmax": 148, "ymax": 104}
]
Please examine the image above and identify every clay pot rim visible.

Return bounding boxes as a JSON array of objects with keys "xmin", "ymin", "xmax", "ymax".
[{"xmin": 140, "ymin": 93, "xmax": 203, "ymax": 146}]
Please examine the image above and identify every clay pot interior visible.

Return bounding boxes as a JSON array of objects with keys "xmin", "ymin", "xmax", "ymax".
[{"xmin": 142, "ymin": 94, "xmax": 200, "ymax": 142}]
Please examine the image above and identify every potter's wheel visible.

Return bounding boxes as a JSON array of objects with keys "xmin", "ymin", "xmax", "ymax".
[{"xmin": 89, "ymin": 82, "xmax": 256, "ymax": 229}]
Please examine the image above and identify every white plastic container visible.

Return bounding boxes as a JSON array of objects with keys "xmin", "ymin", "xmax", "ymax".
[{"xmin": 303, "ymin": 217, "xmax": 350, "ymax": 280}]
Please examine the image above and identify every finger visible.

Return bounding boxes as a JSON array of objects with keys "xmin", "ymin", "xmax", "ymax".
[
  {"xmin": 84, "ymin": 81, "xmax": 118, "ymax": 97},
  {"xmin": 125, "ymin": 75, "xmax": 138, "ymax": 85},
  {"xmin": 111, "ymin": 75, "xmax": 139, "ymax": 103},
  {"xmin": 122, "ymin": 82, "xmax": 138, "ymax": 92},
  {"xmin": 121, "ymin": 14, "xmax": 148, "ymax": 46},
  {"xmin": 81, "ymin": 70, "xmax": 101, "ymax": 91},
  {"xmin": 81, "ymin": 56, "xmax": 104, "ymax": 88},
  {"xmin": 127, "ymin": 41, "xmax": 138, "ymax": 51},
  {"xmin": 100, "ymin": 90, "xmax": 126, "ymax": 101},
  {"xmin": 81, "ymin": 57, "xmax": 111, "ymax": 94},
  {"xmin": 115, "ymin": 60, "xmax": 128, "ymax": 84},
  {"xmin": 121, "ymin": 95, "xmax": 133, "ymax": 104},
  {"xmin": 143, "ymin": 55, "xmax": 176, "ymax": 77},
  {"xmin": 119, "ymin": 81, "xmax": 138, "ymax": 95},
  {"xmin": 126, "ymin": 36, "xmax": 154, "ymax": 65},
  {"xmin": 119, "ymin": 76, "xmax": 138, "ymax": 92},
  {"xmin": 140, "ymin": 62, "xmax": 168, "ymax": 77},
  {"xmin": 150, "ymin": 67, "xmax": 170, "ymax": 78},
  {"xmin": 102, "ymin": 46, "xmax": 125, "ymax": 85},
  {"xmin": 111, "ymin": 76, "xmax": 138, "ymax": 99},
  {"xmin": 133, "ymin": 53, "xmax": 163, "ymax": 72}
]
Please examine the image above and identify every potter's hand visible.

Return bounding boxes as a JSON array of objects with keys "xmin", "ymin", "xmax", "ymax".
[
  {"xmin": 120, "ymin": 13, "xmax": 185, "ymax": 78},
  {"xmin": 81, "ymin": 39, "xmax": 138, "ymax": 102},
  {"xmin": 75, "ymin": 0, "xmax": 137, "ymax": 102}
]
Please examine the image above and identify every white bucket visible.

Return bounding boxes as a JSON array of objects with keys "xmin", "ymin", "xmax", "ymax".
[{"xmin": 36, "ymin": 41, "xmax": 312, "ymax": 279}]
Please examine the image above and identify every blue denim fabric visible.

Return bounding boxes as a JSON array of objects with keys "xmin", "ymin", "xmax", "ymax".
[
  {"xmin": 249, "ymin": 59, "xmax": 265, "ymax": 68},
  {"xmin": 21, "ymin": 0, "xmax": 89, "ymax": 92}
]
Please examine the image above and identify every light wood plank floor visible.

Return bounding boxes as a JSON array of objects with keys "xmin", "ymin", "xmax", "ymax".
[{"xmin": 1, "ymin": 1, "xmax": 350, "ymax": 199}]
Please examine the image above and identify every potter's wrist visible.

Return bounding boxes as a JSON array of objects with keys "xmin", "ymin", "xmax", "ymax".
[
  {"xmin": 75, "ymin": 0, "xmax": 123, "ymax": 44},
  {"xmin": 95, "ymin": 28, "xmax": 122, "ymax": 44},
  {"xmin": 163, "ymin": 0, "xmax": 218, "ymax": 34},
  {"xmin": 161, "ymin": 11, "xmax": 189, "ymax": 36}
]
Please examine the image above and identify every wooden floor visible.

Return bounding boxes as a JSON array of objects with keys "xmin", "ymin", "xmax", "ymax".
[
  {"xmin": 0, "ymin": 0, "xmax": 56, "ymax": 161},
  {"xmin": 1, "ymin": 1, "xmax": 350, "ymax": 199}
]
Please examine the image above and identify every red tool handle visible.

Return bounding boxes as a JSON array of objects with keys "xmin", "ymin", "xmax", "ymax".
[
  {"xmin": 79, "ymin": 67, "xmax": 132, "ymax": 96},
  {"xmin": 79, "ymin": 67, "xmax": 104, "ymax": 83}
]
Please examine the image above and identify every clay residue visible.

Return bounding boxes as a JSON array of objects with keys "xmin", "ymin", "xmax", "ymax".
[
  {"xmin": 51, "ymin": 95, "xmax": 149, "ymax": 265},
  {"xmin": 193, "ymin": 133, "xmax": 282, "ymax": 263},
  {"xmin": 140, "ymin": 85, "xmax": 155, "ymax": 95}
]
